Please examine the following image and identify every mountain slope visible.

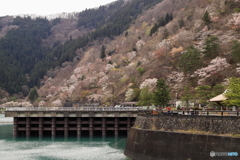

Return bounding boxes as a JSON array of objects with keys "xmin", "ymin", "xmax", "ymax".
[{"xmin": 2, "ymin": 0, "xmax": 240, "ymax": 107}]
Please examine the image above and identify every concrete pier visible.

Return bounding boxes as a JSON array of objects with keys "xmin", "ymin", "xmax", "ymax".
[{"xmin": 5, "ymin": 107, "xmax": 138, "ymax": 137}]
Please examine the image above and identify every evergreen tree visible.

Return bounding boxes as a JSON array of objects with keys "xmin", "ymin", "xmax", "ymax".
[
  {"xmin": 178, "ymin": 46, "xmax": 202, "ymax": 74},
  {"xmin": 181, "ymin": 84, "xmax": 195, "ymax": 109},
  {"xmin": 149, "ymin": 23, "xmax": 158, "ymax": 36},
  {"xmin": 231, "ymin": 40, "xmax": 240, "ymax": 63},
  {"xmin": 158, "ymin": 17, "xmax": 166, "ymax": 27},
  {"xmin": 203, "ymin": 35, "xmax": 219, "ymax": 59},
  {"xmin": 165, "ymin": 13, "xmax": 170, "ymax": 23},
  {"xmin": 195, "ymin": 85, "xmax": 212, "ymax": 105},
  {"xmin": 202, "ymin": 11, "xmax": 211, "ymax": 25},
  {"xmin": 101, "ymin": 45, "xmax": 106, "ymax": 60},
  {"xmin": 153, "ymin": 79, "xmax": 170, "ymax": 108},
  {"xmin": 162, "ymin": 28, "xmax": 169, "ymax": 39},
  {"xmin": 224, "ymin": 77, "xmax": 240, "ymax": 106},
  {"xmin": 212, "ymin": 84, "xmax": 225, "ymax": 96},
  {"xmin": 178, "ymin": 19, "xmax": 185, "ymax": 28},
  {"xmin": 28, "ymin": 87, "xmax": 39, "ymax": 102}
]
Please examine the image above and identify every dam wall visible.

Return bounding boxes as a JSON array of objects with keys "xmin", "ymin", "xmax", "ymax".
[
  {"xmin": 124, "ymin": 115, "xmax": 240, "ymax": 160},
  {"xmin": 124, "ymin": 128, "xmax": 240, "ymax": 160}
]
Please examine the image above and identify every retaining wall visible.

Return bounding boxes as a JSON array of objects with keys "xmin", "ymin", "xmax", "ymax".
[
  {"xmin": 124, "ymin": 128, "xmax": 240, "ymax": 160},
  {"xmin": 134, "ymin": 115, "xmax": 240, "ymax": 134}
]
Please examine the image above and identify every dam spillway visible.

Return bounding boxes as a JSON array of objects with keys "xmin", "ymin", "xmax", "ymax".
[{"xmin": 5, "ymin": 107, "xmax": 138, "ymax": 137}]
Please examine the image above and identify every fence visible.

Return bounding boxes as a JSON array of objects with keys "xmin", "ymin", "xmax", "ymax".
[
  {"xmin": 139, "ymin": 109, "xmax": 240, "ymax": 116},
  {"xmin": 5, "ymin": 107, "xmax": 140, "ymax": 112}
]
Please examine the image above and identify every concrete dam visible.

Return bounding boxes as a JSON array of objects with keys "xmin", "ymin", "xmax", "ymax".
[{"xmin": 5, "ymin": 107, "xmax": 137, "ymax": 137}]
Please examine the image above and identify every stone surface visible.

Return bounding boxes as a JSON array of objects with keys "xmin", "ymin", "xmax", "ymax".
[{"xmin": 134, "ymin": 115, "xmax": 240, "ymax": 134}]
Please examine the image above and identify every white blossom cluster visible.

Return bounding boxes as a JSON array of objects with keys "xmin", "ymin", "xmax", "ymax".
[
  {"xmin": 87, "ymin": 94, "xmax": 103, "ymax": 102},
  {"xmin": 193, "ymin": 57, "xmax": 230, "ymax": 78},
  {"xmin": 127, "ymin": 51, "xmax": 137, "ymax": 61},
  {"xmin": 139, "ymin": 78, "xmax": 158, "ymax": 91},
  {"xmin": 228, "ymin": 13, "xmax": 240, "ymax": 26},
  {"xmin": 105, "ymin": 64, "xmax": 115, "ymax": 72},
  {"xmin": 156, "ymin": 39, "xmax": 172, "ymax": 51},
  {"xmin": 125, "ymin": 88, "xmax": 134, "ymax": 101},
  {"xmin": 136, "ymin": 40, "xmax": 146, "ymax": 51},
  {"xmin": 98, "ymin": 76, "xmax": 109, "ymax": 86},
  {"xmin": 52, "ymin": 99, "xmax": 62, "ymax": 107},
  {"xmin": 193, "ymin": 57, "xmax": 230, "ymax": 84},
  {"xmin": 38, "ymin": 101, "xmax": 46, "ymax": 107},
  {"xmin": 0, "ymin": 101, "xmax": 32, "ymax": 107}
]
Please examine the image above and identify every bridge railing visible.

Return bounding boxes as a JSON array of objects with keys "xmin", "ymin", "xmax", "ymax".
[
  {"xmin": 5, "ymin": 107, "xmax": 141, "ymax": 112},
  {"xmin": 139, "ymin": 109, "xmax": 240, "ymax": 116}
]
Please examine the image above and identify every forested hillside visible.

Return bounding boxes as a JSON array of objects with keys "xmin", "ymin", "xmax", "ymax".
[
  {"xmin": 0, "ymin": 0, "xmax": 162, "ymax": 96},
  {"xmin": 1, "ymin": 0, "xmax": 240, "ymax": 108}
]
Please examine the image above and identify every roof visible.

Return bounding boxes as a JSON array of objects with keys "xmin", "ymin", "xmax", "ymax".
[{"xmin": 209, "ymin": 94, "xmax": 227, "ymax": 102}]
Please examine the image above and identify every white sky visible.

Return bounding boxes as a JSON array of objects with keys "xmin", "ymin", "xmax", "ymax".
[{"xmin": 0, "ymin": 0, "xmax": 116, "ymax": 17}]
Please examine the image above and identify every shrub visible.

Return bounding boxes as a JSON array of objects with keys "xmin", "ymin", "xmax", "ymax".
[{"xmin": 137, "ymin": 67, "xmax": 145, "ymax": 75}]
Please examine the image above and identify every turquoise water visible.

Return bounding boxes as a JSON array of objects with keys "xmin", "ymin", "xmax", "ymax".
[{"xmin": 0, "ymin": 114, "xmax": 128, "ymax": 160}]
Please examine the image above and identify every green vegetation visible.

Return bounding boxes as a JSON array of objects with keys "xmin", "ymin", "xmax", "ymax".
[
  {"xmin": 230, "ymin": 40, "xmax": 240, "ymax": 63},
  {"xmin": 224, "ymin": 77, "xmax": 240, "ymax": 106},
  {"xmin": 138, "ymin": 87, "xmax": 153, "ymax": 106},
  {"xmin": 0, "ymin": 0, "xmax": 163, "ymax": 96},
  {"xmin": 28, "ymin": 87, "xmax": 39, "ymax": 102},
  {"xmin": 101, "ymin": 45, "xmax": 106, "ymax": 60},
  {"xmin": 233, "ymin": 8, "xmax": 240, "ymax": 13},
  {"xmin": 202, "ymin": 11, "xmax": 211, "ymax": 25},
  {"xmin": 177, "ymin": 46, "xmax": 202, "ymax": 74},
  {"xmin": 149, "ymin": 13, "xmax": 173, "ymax": 36},
  {"xmin": 195, "ymin": 85, "xmax": 212, "ymax": 105},
  {"xmin": 138, "ymin": 79, "xmax": 170, "ymax": 108},
  {"xmin": 153, "ymin": 79, "xmax": 170, "ymax": 107},
  {"xmin": 0, "ymin": 16, "xmax": 51, "ymax": 94},
  {"xmin": 203, "ymin": 35, "xmax": 220, "ymax": 59},
  {"xmin": 181, "ymin": 84, "xmax": 195, "ymax": 109},
  {"xmin": 137, "ymin": 67, "xmax": 145, "ymax": 75},
  {"xmin": 178, "ymin": 19, "xmax": 185, "ymax": 28},
  {"xmin": 78, "ymin": 0, "xmax": 163, "ymax": 39}
]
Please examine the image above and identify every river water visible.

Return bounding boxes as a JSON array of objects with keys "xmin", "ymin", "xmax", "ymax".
[{"xmin": 0, "ymin": 114, "xmax": 128, "ymax": 160}]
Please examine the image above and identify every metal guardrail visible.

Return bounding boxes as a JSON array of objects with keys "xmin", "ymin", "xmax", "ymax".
[
  {"xmin": 5, "ymin": 107, "xmax": 141, "ymax": 112},
  {"xmin": 139, "ymin": 109, "xmax": 240, "ymax": 116},
  {"xmin": 4, "ymin": 107, "xmax": 240, "ymax": 116}
]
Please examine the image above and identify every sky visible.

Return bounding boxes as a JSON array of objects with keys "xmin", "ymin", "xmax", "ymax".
[{"xmin": 0, "ymin": 0, "xmax": 116, "ymax": 17}]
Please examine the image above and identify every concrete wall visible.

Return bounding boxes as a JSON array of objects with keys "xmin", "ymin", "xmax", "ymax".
[{"xmin": 124, "ymin": 128, "xmax": 240, "ymax": 160}]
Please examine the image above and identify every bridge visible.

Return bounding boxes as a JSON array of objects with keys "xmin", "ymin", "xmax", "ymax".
[{"xmin": 5, "ymin": 107, "xmax": 139, "ymax": 137}]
